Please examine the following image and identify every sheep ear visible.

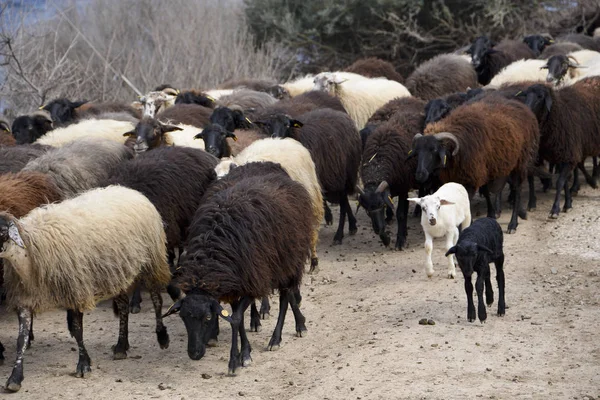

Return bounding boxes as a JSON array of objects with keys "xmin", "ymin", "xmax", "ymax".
[
  {"xmin": 539, "ymin": 65, "xmax": 548, "ymax": 70},
  {"xmin": 439, "ymin": 199, "xmax": 454, "ymax": 206},
  {"xmin": 71, "ymin": 100, "xmax": 88, "ymax": 108},
  {"xmin": 212, "ymin": 301, "xmax": 233, "ymax": 323},
  {"xmin": 8, "ymin": 222, "xmax": 25, "ymax": 248},
  {"xmin": 122, "ymin": 131, "xmax": 136, "ymax": 137},
  {"xmin": 161, "ymin": 299, "xmax": 182, "ymax": 318},
  {"xmin": 252, "ymin": 120, "xmax": 266, "ymax": 128},
  {"xmin": 544, "ymin": 94, "xmax": 553, "ymax": 113},
  {"xmin": 407, "ymin": 197, "xmax": 421, "ymax": 204},
  {"xmin": 290, "ymin": 119, "xmax": 303, "ymax": 128},
  {"xmin": 445, "ymin": 246, "xmax": 457, "ymax": 257},
  {"xmin": 439, "ymin": 148, "xmax": 447, "ymax": 166},
  {"xmin": 161, "ymin": 124, "xmax": 184, "ymax": 133},
  {"xmin": 226, "ymin": 131, "xmax": 238, "ymax": 141},
  {"xmin": 385, "ymin": 195, "xmax": 394, "ymax": 208},
  {"xmin": 477, "ymin": 244, "xmax": 494, "ymax": 254},
  {"xmin": 194, "ymin": 132, "xmax": 204, "ymax": 140}
]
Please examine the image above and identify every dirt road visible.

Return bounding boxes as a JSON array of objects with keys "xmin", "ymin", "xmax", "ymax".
[{"xmin": 1, "ymin": 183, "xmax": 598, "ymax": 399}]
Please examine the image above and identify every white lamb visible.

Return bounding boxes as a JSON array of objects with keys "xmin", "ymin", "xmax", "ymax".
[
  {"xmin": 312, "ymin": 72, "xmax": 411, "ymax": 129},
  {"xmin": 408, "ymin": 182, "xmax": 471, "ymax": 279}
]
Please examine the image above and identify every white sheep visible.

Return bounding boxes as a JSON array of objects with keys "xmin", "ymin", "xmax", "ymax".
[
  {"xmin": 408, "ymin": 182, "xmax": 472, "ymax": 279},
  {"xmin": 545, "ymin": 50, "xmax": 600, "ymax": 86},
  {"xmin": 204, "ymin": 89, "xmax": 235, "ymax": 100},
  {"xmin": 312, "ymin": 72, "xmax": 412, "ymax": 129},
  {"xmin": 487, "ymin": 59, "xmax": 550, "ymax": 88},
  {"xmin": 140, "ymin": 88, "xmax": 178, "ymax": 117},
  {"xmin": 214, "ymin": 137, "xmax": 324, "ymax": 273},
  {"xmin": 0, "ymin": 185, "xmax": 171, "ymax": 392},
  {"xmin": 35, "ymin": 118, "xmax": 136, "ymax": 147},
  {"xmin": 280, "ymin": 74, "xmax": 315, "ymax": 97}
]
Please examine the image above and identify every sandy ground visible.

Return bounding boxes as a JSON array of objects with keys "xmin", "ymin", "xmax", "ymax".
[{"xmin": 0, "ymin": 181, "xmax": 599, "ymax": 400}]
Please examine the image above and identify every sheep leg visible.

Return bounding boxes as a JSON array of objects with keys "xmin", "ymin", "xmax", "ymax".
[
  {"xmin": 5, "ymin": 307, "xmax": 32, "ymax": 392},
  {"xmin": 333, "ymin": 196, "xmax": 349, "ymax": 245},
  {"xmin": 129, "ymin": 284, "xmax": 142, "ymax": 314},
  {"xmin": 27, "ymin": 317, "xmax": 34, "ymax": 349},
  {"xmin": 475, "ymin": 270, "xmax": 487, "ymax": 323},
  {"xmin": 593, "ymin": 156, "xmax": 599, "ymax": 180},
  {"xmin": 113, "ymin": 293, "xmax": 130, "ymax": 360},
  {"xmin": 267, "ymin": 290, "xmax": 290, "ymax": 351},
  {"xmin": 227, "ymin": 296, "xmax": 252, "ymax": 375},
  {"xmin": 150, "ymin": 289, "xmax": 169, "ymax": 349},
  {"xmin": 570, "ymin": 167, "xmax": 581, "ymax": 195},
  {"xmin": 494, "ymin": 190, "xmax": 502, "ymax": 218},
  {"xmin": 288, "ymin": 288, "xmax": 307, "ymax": 337},
  {"xmin": 563, "ymin": 167, "xmax": 574, "ymax": 213},
  {"xmin": 424, "ymin": 233, "xmax": 434, "ymax": 278},
  {"xmin": 495, "ymin": 253, "xmax": 506, "ymax": 317},
  {"xmin": 259, "ymin": 296, "xmax": 270, "ymax": 319},
  {"xmin": 238, "ymin": 303, "xmax": 252, "ymax": 368},
  {"xmin": 324, "ymin": 200, "xmax": 333, "ymax": 225},
  {"xmin": 484, "ymin": 266, "xmax": 494, "ymax": 306},
  {"xmin": 507, "ymin": 173, "xmax": 522, "ymax": 233},
  {"xmin": 527, "ymin": 174, "xmax": 537, "ymax": 211},
  {"xmin": 445, "ymin": 229, "xmax": 458, "ymax": 279},
  {"xmin": 250, "ymin": 301, "xmax": 262, "ymax": 332},
  {"xmin": 346, "ymin": 195, "xmax": 358, "ymax": 236},
  {"xmin": 0, "ymin": 341, "xmax": 4, "ymax": 365},
  {"xmin": 208, "ymin": 317, "xmax": 220, "ymax": 347},
  {"xmin": 385, "ymin": 204, "xmax": 394, "ymax": 223},
  {"xmin": 308, "ymin": 229, "xmax": 319, "ymax": 274},
  {"xmin": 550, "ymin": 163, "xmax": 571, "ymax": 218},
  {"xmin": 463, "ymin": 275, "xmax": 476, "ymax": 323},
  {"xmin": 480, "ymin": 185, "xmax": 496, "ymax": 219},
  {"xmin": 67, "ymin": 309, "xmax": 92, "ymax": 378},
  {"xmin": 395, "ymin": 197, "xmax": 409, "ymax": 250},
  {"xmin": 577, "ymin": 161, "xmax": 597, "ymax": 189}
]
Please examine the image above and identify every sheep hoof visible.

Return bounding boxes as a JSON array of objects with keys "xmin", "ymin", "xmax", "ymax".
[
  {"xmin": 308, "ymin": 258, "xmax": 319, "ymax": 274},
  {"xmin": 75, "ymin": 363, "xmax": 92, "ymax": 378},
  {"xmin": 242, "ymin": 357, "xmax": 252, "ymax": 368},
  {"xmin": 447, "ymin": 273, "xmax": 455, "ymax": 279},
  {"xmin": 113, "ymin": 351, "xmax": 127, "ymax": 360},
  {"xmin": 129, "ymin": 305, "xmax": 141, "ymax": 314},
  {"xmin": 250, "ymin": 324, "xmax": 262, "ymax": 333},
  {"xmin": 267, "ymin": 344, "xmax": 281, "ymax": 351},
  {"xmin": 5, "ymin": 381, "xmax": 21, "ymax": 392},
  {"xmin": 506, "ymin": 228, "xmax": 516, "ymax": 234},
  {"xmin": 349, "ymin": 227, "xmax": 358, "ymax": 235},
  {"xmin": 549, "ymin": 212, "xmax": 559, "ymax": 219},
  {"xmin": 528, "ymin": 207, "xmax": 536, "ymax": 212},
  {"xmin": 0, "ymin": 358, "xmax": 4, "ymax": 367},
  {"xmin": 296, "ymin": 328, "xmax": 308, "ymax": 338},
  {"xmin": 332, "ymin": 238, "xmax": 343, "ymax": 246},
  {"xmin": 207, "ymin": 338, "xmax": 218, "ymax": 347},
  {"xmin": 563, "ymin": 206, "xmax": 572, "ymax": 213},
  {"xmin": 157, "ymin": 327, "xmax": 169, "ymax": 349}
]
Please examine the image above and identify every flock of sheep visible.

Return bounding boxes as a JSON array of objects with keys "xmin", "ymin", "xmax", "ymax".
[{"xmin": 0, "ymin": 28, "xmax": 599, "ymax": 392}]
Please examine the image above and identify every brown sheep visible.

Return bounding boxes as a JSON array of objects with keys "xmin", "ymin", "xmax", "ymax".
[
  {"xmin": 344, "ymin": 57, "xmax": 405, "ymax": 83},
  {"xmin": 0, "ymin": 117, "xmax": 15, "ymax": 146},
  {"xmin": 255, "ymin": 90, "xmax": 346, "ymax": 120},
  {"xmin": 540, "ymin": 42, "xmax": 583, "ymax": 58},
  {"xmin": 405, "ymin": 54, "xmax": 479, "ymax": 101},
  {"xmin": 156, "ymin": 104, "xmax": 212, "ymax": 128},
  {"xmin": 410, "ymin": 96, "xmax": 540, "ymax": 233}
]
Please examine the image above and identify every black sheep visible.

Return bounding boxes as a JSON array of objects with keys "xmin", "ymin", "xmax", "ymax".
[
  {"xmin": 254, "ymin": 90, "xmax": 346, "ymax": 120},
  {"xmin": 107, "ymin": 146, "xmax": 218, "ymax": 312},
  {"xmin": 11, "ymin": 111, "xmax": 54, "ymax": 145},
  {"xmin": 165, "ymin": 162, "xmax": 312, "ymax": 375},
  {"xmin": 446, "ymin": 217, "xmax": 505, "ymax": 324},
  {"xmin": 468, "ymin": 36, "xmax": 535, "ymax": 85},
  {"xmin": 175, "ymin": 91, "xmax": 216, "ymax": 108},
  {"xmin": 523, "ymin": 34, "xmax": 554, "ymax": 57},
  {"xmin": 254, "ymin": 108, "xmax": 361, "ymax": 245}
]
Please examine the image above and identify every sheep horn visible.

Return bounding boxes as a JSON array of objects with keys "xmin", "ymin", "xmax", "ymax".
[
  {"xmin": 434, "ymin": 132, "xmax": 460, "ymax": 156},
  {"xmin": 412, "ymin": 133, "xmax": 423, "ymax": 145},
  {"xmin": 375, "ymin": 181, "xmax": 389, "ymax": 193},
  {"xmin": 355, "ymin": 185, "xmax": 365, "ymax": 195},
  {"xmin": 567, "ymin": 56, "xmax": 581, "ymax": 68}
]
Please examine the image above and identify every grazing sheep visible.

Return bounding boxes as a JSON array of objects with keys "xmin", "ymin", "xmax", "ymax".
[
  {"xmin": 468, "ymin": 36, "xmax": 535, "ymax": 85},
  {"xmin": 407, "ymin": 183, "xmax": 471, "ymax": 278},
  {"xmin": 254, "ymin": 109, "xmax": 361, "ymax": 244},
  {"xmin": 34, "ymin": 118, "xmax": 136, "ymax": 147},
  {"xmin": 0, "ymin": 186, "xmax": 171, "ymax": 392},
  {"xmin": 540, "ymin": 42, "xmax": 583, "ymax": 58},
  {"xmin": 175, "ymin": 90, "xmax": 216, "ymax": 108},
  {"xmin": 514, "ymin": 78, "xmax": 600, "ymax": 218},
  {"xmin": 157, "ymin": 104, "xmax": 212, "ymax": 128},
  {"xmin": 446, "ymin": 217, "xmax": 505, "ymax": 323},
  {"xmin": 214, "ymin": 137, "xmax": 324, "ymax": 274},
  {"xmin": 23, "ymin": 137, "xmax": 133, "ymax": 198},
  {"xmin": 11, "ymin": 111, "xmax": 54, "ymax": 145},
  {"xmin": 313, "ymin": 72, "xmax": 411, "ymax": 129},
  {"xmin": 216, "ymin": 89, "xmax": 278, "ymax": 114},
  {"xmin": 487, "ymin": 59, "xmax": 550, "ymax": 88},
  {"xmin": 543, "ymin": 50, "xmax": 600, "ymax": 85},
  {"xmin": 124, "ymin": 117, "xmax": 206, "ymax": 154},
  {"xmin": 357, "ymin": 113, "xmax": 425, "ymax": 250},
  {"xmin": 107, "ymin": 147, "xmax": 218, "ymax": 313},
  {"xmin": 405, "ymin": 54, "xmax": 479, "ymax": 101},
  {"xmin": 410, "ymin": 96, "xmax": 540, "ymax": 233},
  {"xmin": 0, "ymin": 145, "xmax": 50, "ymax": 174},
  {"xmin": 344, "ymin": 57, "xmax": 405, "ymax": 83},
  {"xmin": 164, "ymin": 162, "xmax": 312, "ymax": 375},
  {"xmin": 523, "ymin": 34, "xmax": 554, "ymax": 57}
]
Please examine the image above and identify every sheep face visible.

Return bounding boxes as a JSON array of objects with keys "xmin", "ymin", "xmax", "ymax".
[
  {"xmin": 253, "ymin": 114, "xmax": 303, "ymax": 138},
  {"xmin": 195, "ymin": 124, "xmax": 236, "ymax": 158},
  {"xmin": 209, "ymin": 107, "xmax": 251, "ymax": 132},
  {"xmin": 446, "ymin": 240, "xmax": 493, "ymax": 277},
  {"xmin": 468, "ymin": 36, "xmax": 495, "ymax": 68},
  {"xmin": 424, "ymin": 99, "xmax": 452, "ymax": 125},
  {"xmin": 42, "ymin": 98, "xmax": 88, "ymax": 124},
  {"xmin": 515, "ymin": 84, "xmax": 553, "ymax": 122},
  {"xmin": 410, "ymin": 135, "xmax": 447, "ymax": 184},
  {"xmin": 408, "ymin": 195, "xmax": 453, "ymax": 226},
  {"xmin": 165, "ymin": 294, "xmax": 229, "ymax": 360},
  {"xmin": 175, "ymin": 92, "xmax": 215, "ymax": 108},
  {"xmin": 313, "ymin": 73, "xmax": 344, "ymax": 95},
  {"xmin": 11, "ymin": 114, "xmax": 54, "ymax": 145},
  {"xmin": 357, "ymin": 183, "xmax": 393, "ymax": 246},
  {"xmin": 523, "ymin": 35, "xmax": 552, "ymax": 57},
  {"xmin": 123, "ymin": 118, "xmax": 183, "ymax": 154},
  {"xmin": 265, "ymin": 85, "xmax": 290, "ymax": 100},
  {"xmin": 543, "ymin": 55, "xmax": 578, "ymax": 85}
]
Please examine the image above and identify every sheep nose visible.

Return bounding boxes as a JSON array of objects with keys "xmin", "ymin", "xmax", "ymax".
[
  {"xmin": 415, "ymin": 171, "xmax": 429, "ymax": 183},
  {"xmin": 429, "ymin": 218, "xmax": 437, "ymax": 226},
  {"xmin": 546, "ymin": 75, "xmax": 554, "ymax": 83}
]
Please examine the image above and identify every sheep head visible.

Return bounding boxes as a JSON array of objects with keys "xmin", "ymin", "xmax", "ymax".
[
  {"xmin": 209, "ymin": 106, "xmax": 252, "ymax": 132},
  {"xmin": 123, "ymin": 117, "xmax": 182, "ymax": 154},
  {"xmin": 514, "ymin": 84, "xmax": 553, "ymax": 122},
  {"xmin": 175, "ymin": 91, "xmax": 215, "ymax": 108},
  {"xmin": 194, "ymin": 123, "xmax": 236, "ymax": 159},
  {"xmin": 446, "ymin": 240, "xmax": 494, "ymax": 275},
  {"xmin": 543, "ymin": 55, "xmax": 583, "ymax": 85},
  {"xmin": 407, "ymin": 195, "xmax": 454, "ymax": 227},
  {"xmin": 467, "ymin": 36, "xmax": 496, "ymax": 68},
  {"xmin": 356, "ymin": 181, "xmax": 393, "ymax": 247},
  {"xmin": 410, "ymin": 132, "xmax": 458, "ymax": 184},
  {"xmin": 253, "ymin": 114, "xmax": 303, "ymax": 138},
  {"xmin": 313, "ymin": 72, "xmax": 345, "ymax": 95},
  {"xmin": 11, "ymin": 111, "xmax": 54, "ymax": 145},
  {"xmin": 41, "ymin": 98, "xmax": 88, "ymax": 125},
  {"xmin": 265, "ymin": 85, "xmax": 290, "ymax": 100},
  {"xmin": 162, "ymin": 292, "xmax": 232, "ymax": 361},
  {"xmin": 424, "ymin": 99, "xmax": 453, "ymax": 125},
  {"xmin": 0, "ymin": 213, "xmax": 25, "ymax": 250},
  {"xmin": 140, "ymin": 91, "xmax": 177, "ymax": 118},
  {"xmin": 523, "ymin": 34, "xmax": 553, "ymax": 57}
]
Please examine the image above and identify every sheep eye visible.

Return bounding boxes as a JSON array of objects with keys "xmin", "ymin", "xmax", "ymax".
[
  {"xmin": 205, "ymin": 315, "xmax": 212, "ymax": 321},
  {"xmin": 437, "ymin": 205, "xmax": 440, "ymax": 210}
]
